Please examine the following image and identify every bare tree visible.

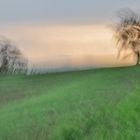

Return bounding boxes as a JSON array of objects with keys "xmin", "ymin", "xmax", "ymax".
[
  {"xmin": 114, "ymin": 8, "xmax": 140, "ymax": 64},
  {"xmin": 0, "ymin": 37, "xmax": 28, "ymax": 73}
]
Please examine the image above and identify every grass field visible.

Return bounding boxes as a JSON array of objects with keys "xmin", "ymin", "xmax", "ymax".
[{"xmin": 0, "ymin": 66, "xmax": 140, "ymax": 140}]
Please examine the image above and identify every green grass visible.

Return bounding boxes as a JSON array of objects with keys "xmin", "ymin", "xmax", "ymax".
[{"xmin": 0, "ymin": 66, "xmax": 140, "ymax": 140}]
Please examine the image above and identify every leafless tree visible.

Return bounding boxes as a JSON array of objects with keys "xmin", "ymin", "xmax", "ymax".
[
  {"xmin": 0, "ymin": 37, "xmax": 28, "ymax": 73},
  {"xmin": 114, "ymin": 8, "xmax": 140, "ymax": 64}
]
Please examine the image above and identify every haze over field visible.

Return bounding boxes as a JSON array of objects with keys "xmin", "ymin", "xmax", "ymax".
[{"xmin": 0, "ymin": 23, "xmax": 137, "ymax": 70}]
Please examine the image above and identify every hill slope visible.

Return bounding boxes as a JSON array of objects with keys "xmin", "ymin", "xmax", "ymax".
[{"xmin": 0, "ymin": 66, "xmax": 140, "ymax": 140}]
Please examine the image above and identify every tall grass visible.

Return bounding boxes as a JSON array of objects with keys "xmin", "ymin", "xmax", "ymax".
[{"xmin": 0, "ymin": 66, "xmax": 140, "ymax": 140}]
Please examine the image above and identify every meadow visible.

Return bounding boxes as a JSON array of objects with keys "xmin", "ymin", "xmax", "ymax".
[{"xmin": 0, "ymin": 66, "xmax": 140, "ymax": 140}]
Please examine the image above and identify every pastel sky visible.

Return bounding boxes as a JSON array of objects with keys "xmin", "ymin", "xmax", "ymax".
[{"xmin": 0, "ymin": 0, "xmax": 139, "ymax": 69}]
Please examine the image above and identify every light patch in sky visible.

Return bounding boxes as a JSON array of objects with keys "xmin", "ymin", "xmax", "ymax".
[{"xmin": 0, "ymin": 23, "xmax": 136, "ymax": 69}]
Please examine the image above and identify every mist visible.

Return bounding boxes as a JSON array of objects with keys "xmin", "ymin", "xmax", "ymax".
[{"xmin": 0, "ymin": 22, "xmax": 137, "ymax": 72}]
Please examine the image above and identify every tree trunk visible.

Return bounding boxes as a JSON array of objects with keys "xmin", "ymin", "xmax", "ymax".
[{"xmin": 137, "ymin": 53, "xmax": 140, "ymax": 65}]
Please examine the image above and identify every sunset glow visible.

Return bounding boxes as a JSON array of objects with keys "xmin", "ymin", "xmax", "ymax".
[{"xmin": 0, "ymin": 23, "xmax": 136, "ymax": 69}]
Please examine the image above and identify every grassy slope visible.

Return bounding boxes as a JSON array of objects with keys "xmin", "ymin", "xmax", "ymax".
[{"xmin": 0, "ymin": 66, "xmax": 140, "ymax": 140}]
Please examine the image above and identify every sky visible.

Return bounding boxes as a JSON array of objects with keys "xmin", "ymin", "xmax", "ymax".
[
  {"xmin": 0, "ymin": 0, "xmax": 139, "ymax": 23},
  {"xmin": 0, "ymin": 0, "xmax": 139, "ymax": 70}
]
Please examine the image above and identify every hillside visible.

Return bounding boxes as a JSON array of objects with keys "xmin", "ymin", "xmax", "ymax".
[{"xmin": 0, "ymin": 66, "xmax": 140, "ymax": 140}]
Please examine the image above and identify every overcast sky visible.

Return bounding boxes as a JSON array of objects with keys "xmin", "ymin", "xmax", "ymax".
[{"xmin": 0, "ymin": 0, "xmax": 139, "ymax": 23}]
